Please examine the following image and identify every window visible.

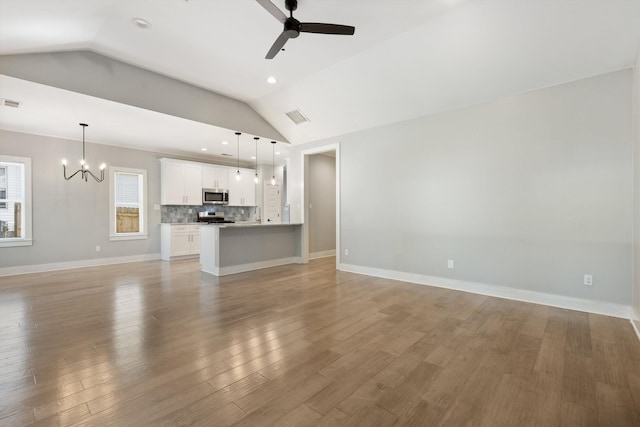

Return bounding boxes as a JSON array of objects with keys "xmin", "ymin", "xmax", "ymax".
[
  {"xmin": 0, "ymin": 156, "xmax": 32, "ymax": 247},
  {"xmin": 109, "ymin": 167, "xmax": 147, "ymax": 241},
  {"xmin": 0, "ymin": 166, "xmax": 6, "ymax": 209}
]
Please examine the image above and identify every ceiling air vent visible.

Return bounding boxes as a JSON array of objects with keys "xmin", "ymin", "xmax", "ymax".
[
  {"xmin": 221, "ymin": 153, "xmax": 233, "ymax": 156},
  {"xmin": 2, "ymin": 99, "xmax": 20, "ymax": 108},
  {"xmin": 286, "ymin": 108, "xmax": 310, "ymax": 125}
]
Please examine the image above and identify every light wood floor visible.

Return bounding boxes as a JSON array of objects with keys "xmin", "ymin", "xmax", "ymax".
[{"xmin": 1, "ymin": 257, "xmax": 639, "ymax": 426}]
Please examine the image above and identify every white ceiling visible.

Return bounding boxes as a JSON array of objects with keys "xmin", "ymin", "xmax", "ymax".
[{"xmin": 1, "ymin": 0, "xmax": 640, "ymax": 159}]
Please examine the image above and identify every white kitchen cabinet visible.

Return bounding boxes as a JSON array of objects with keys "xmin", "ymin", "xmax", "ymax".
[
  {"xmin": 202, "ymin": 165, "xmax": 229, "ymax": 189},
  {"xmin": 228, "ymin": 168, "xmax": 256, "ymax": 206},
  {"xmin": 161, "ymin": 224, "xmax": 200, "ymax": 260},
  {"xmin": 160, "ymin": 158, "xmax": 202, "ymax": 205}
]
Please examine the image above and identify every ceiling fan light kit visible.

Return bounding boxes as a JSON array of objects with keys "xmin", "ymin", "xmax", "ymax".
[{"xmin": 256, "ymin": 0, "xmax": 355, "ymax": 59}]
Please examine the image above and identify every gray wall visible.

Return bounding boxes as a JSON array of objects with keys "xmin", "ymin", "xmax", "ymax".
[
  {"xmin": 308, "ymin": 154, "xmax": 336, "ymax": 254},
  {"xmin": 291, "ymin": 69, "xmax": 633, "ymax": 305},
  {"xmin": 0, "ymin": 51, "xmax": 287, "ymax": 142},
  {"xmin": 0, "ymin": 129, "xmax": 162, "ymax": 267}
]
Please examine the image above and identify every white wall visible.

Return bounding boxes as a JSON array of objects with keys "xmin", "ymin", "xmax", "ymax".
[
  {"xmin": 291, "ymin": 69, "xmax": 633, "ymax": 306},
  {"xmin": 633, "ymin": 42, "xmax": 640, "ymax": 325},
  {"xmin": 0, "ymin": 130, "xmax": 163, "ymax": 269},
  {"xmin": 308, "ymin": 154, "xmax": 336, "ymax": 255}
]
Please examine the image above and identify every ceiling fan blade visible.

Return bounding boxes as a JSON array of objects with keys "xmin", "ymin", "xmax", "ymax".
[
  {"xmin": 266, "ymin": 31, "xmax": 290, "ymax": 59},
  {"xmin": 299, "ymin": 23, "xmax": 355, "ymax": 35},
  {"xmin": 256, "ymin": 0, "xmax": 287, "ymax": 23}
]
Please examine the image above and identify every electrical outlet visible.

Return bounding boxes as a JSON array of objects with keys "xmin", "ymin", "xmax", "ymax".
[
  {"xmin": 188, "ymin": 209, "xmax": 192, "ymax": 213},
  {"xmin": 447, "ymin": 259, "xmax": 454, "ymax": 269},
  {"xmin": 345, "ymin": 248, "xmax": 349, "ymax": 256},
  {"xmin": 95, "ymin": 245, "xmax": 101, "ymax": 252},
  {"xmin": 584, "ymin": 274, "xmax": 593, "ymax": 286},
  {"xmin": 153, "ymin": 204, "xmax": 160, "ymax": 211},
  {"xmin": 241, "ymin": 209, "xmax": 244, "ymax": 214}
]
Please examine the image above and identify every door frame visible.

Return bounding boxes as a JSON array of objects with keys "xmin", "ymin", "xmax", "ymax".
[{"xmin": 300, "ymin": 143, "xmax": 340, "ymax": 268}]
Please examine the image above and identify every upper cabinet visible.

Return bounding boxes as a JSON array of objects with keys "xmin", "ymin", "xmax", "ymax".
[
  {"xmin": 160, "ymin": 159, "xmax": 203, "ymax": 205},
  {"xmin": 202, "ymin": 165, "xmax": 229, "ymax": 189},
  {"xmin": 228, "ymin": 168, "xmax": 256, "ymax": 206}
]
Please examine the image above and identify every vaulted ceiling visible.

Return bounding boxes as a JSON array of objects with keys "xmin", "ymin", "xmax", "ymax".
[{"xmin": 1, "ymin": 0, "xmax": 640, "ymax": 162}]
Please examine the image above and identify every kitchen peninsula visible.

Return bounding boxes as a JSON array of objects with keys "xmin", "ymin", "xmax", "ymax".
[{"xmin": 200, "ymin": 223, "xmax": 303, "ymax": 276}]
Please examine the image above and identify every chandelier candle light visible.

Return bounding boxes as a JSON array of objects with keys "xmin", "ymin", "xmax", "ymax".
[{"xmin": 62, "ymin": 123, "xmax": 106, "ymax": 182}]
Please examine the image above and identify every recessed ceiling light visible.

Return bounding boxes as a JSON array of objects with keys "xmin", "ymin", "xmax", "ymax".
[
  {"xmin": 132, "ymin": 18, "xmax": 151, "ymax": 29},
  {"xmin": 267, "ymin": 76, "xmax": 277, "ymax": 84},
  {"xmin": 201, "ymin": 148, "xmax": 207, "ymax": 151},
  {"xmin": 276, "ymin": 152, "xmax": 281, "ymax": 155},
  {"xmin": 250, "ymin": 156, "xmax": 256, "ymax": 160},
  {"xmin": 221, "ymin": 140, "xmax": 229, "ymax": 145}
]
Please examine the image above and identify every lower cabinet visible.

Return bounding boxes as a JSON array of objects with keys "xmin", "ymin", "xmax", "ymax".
[{"xmin": 161, "ymin": 224, "xmax": 200, "ymax": 260}]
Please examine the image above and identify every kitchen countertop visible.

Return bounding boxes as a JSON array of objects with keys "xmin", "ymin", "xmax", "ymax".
[
  {"xmin": 163, "ymin": 222, "xmax": 300, "ymax": 227},
  {"xmin": 201, "ymin": 222, "xmax": 301, "ymax": 228}
]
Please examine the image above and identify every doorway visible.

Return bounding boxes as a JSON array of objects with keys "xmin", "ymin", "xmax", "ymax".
[{"xmin": 301, "ymin": 143, "xmax": 340, "ymax": 267}]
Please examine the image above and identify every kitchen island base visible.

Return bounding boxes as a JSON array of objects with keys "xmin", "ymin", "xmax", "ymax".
[{"xmin": 200, "ymin": 223, "xmax": 303, "ymax": 276}]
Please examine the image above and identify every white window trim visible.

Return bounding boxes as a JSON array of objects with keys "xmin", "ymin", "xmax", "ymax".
[
  {"xmin": 109, "ymin": 166, "xmax": 148, "ymax": 241},
  {"xmin": 0, "ymin": 155, "xmax": 32, "ymax": 248}
]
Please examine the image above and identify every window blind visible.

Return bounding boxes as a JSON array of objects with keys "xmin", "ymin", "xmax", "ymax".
[{"xmin": 115, "ymin": 173, "xmax": 139, "ymax": 205}]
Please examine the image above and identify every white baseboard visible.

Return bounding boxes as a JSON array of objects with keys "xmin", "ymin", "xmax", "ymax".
[
  {"xmin": 203, "ymin": 256, "xmax": 304, "ymax": 277},
  {"xmin": 632, "ymin": 307, "xmax": 640, "ymax": 342},
  {"xmin": 0, "ymin": 253, "xmax": 162, "ymax": 277},
  {"xmin": 309, "ymin": 250, "xmax": 336, "ymax": 260},
  {"xmin": 338, "ymin": 263, "xmax": 632, "ymax": 320}
]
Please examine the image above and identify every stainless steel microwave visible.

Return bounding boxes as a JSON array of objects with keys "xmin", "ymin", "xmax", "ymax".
[{"xmin": 202, "ymin": 188, "xmax": 229, "ymax": 205}]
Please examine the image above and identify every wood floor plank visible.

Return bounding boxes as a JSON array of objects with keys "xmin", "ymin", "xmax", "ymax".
[{"xmin": 0, "ymin": 256, "xmax": 638, "ymax": 425}]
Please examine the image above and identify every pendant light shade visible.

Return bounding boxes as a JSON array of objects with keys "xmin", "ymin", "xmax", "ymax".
[
  {"xmin": 62, "ymin": 123, "xmax": 106, "ymax": 182},
  {"xmin": 253, "ymin": 136, "xmax": 260, "ymax": 184},
  {"xmin": 235, "ymin": 132, "xmax": 241, "ymax": 181},
  {"xmin": 271, "ymin": 141, "xmax": 276, "ymax": 185}
]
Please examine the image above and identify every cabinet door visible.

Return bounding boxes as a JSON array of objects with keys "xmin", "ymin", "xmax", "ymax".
[
  {"xmin": 228, "ymin": 169, "xmax": 256, "ymax": 205},
  {"xmin": 171, "ymin": 230, "xmax": 191, "ymax": 257},
  {"xmin": 203, "ymin": 166, "xmax": 229, "ymax": 189},
  {"xmin": 241, "ymin": 170, "xmax": 256, "ymax": 206},
  {"xmin": 214, "ymin": 167, "xmax": 229, "ymax": 189},
  {"xmin": 228, "ymin": 169, "xmax": 243, "ymax": 205},
  {"xmin": 162, "ymin": 161, "xmax": 186, "ymax": 205},
  {"xmin": 202, "ymin": 166, "xmax": 217, "ymax": 189},
  {"xmin": 183, "ymin": 164, "xmax": 203, "ymax": 206},
  {"xmin": 189, "ymin": 226, "xmax": 200, "ymax": 255}
]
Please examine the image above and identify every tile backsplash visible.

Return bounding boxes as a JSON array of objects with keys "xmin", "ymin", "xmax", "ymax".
[{"xmin": 161, "ymin": 205, "xmax": 259, "ymax": 223}]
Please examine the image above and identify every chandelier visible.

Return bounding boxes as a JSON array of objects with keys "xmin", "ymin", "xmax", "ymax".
[{"xmin": 62, "ymin": 123, "xmax": 106, "ymax": 182}]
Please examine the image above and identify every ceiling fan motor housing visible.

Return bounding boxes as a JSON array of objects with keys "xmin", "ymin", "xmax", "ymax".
[
  {"xmin": 285, "ymin": 18, "xmax": 301, "ymax": 37},
  {"xmin": 285, "ymin": 0, "xmax": 298, "ymax": 12}
]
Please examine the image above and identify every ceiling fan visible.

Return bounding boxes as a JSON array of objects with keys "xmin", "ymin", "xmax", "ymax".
[{"xmin": 257, "ymin": 0, "xmax": 356, "ymax": 59}]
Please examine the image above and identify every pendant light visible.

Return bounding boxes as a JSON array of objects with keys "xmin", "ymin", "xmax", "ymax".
[
  {"xmin": 235, "ymin": 132, "xmax": 241, "ymax": 181},
  {"xmin": 271, "ymin": 141, "xmax": 276, "ymax": 185},
  {"xmin": 253, "ymin": 137, "xmax": 260, "ymax": 183},
  {"xmin": 62, "ymin": 123, "xmax": 106, "ymax": 182}
]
